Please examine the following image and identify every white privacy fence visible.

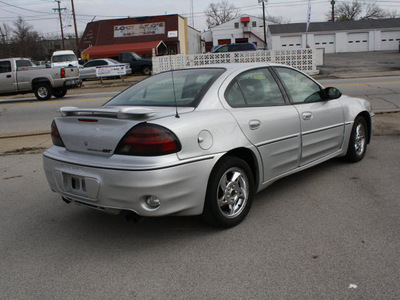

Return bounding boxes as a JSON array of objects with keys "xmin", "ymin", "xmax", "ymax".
[{"xmin": 152, "ymin": 49, "xmax": 318, "ymax": 75}]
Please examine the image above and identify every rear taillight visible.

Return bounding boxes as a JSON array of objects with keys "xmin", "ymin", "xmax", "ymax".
[
  {"xmin": 115, "ymin": 123, "xmax": 181, "ymax": 156},
  {"xmin": 51, "ymin": 120, "xmax": 65, "ymax": 147},
  {"xmin": 61, "ymin": 68, "xmax": 66, "ymax": 78}
]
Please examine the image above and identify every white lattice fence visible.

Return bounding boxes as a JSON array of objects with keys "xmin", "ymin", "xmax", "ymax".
[{"xmin": 152, "ymin": 49, "xmax": 318, "ymax": 75}]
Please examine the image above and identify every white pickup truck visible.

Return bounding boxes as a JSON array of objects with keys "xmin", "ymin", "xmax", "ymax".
[{"xmin": 0, "ymin": 57, "xmax": 81, "ymax": 100}]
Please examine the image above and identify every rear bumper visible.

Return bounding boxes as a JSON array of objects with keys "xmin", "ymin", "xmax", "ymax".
[
  {"xmin": 63, "ymin": 78, "xmax": 82, "ymax": 89},
  {"xmin": 43, "ymin": 152, "xmax": 219, "ymax": 217}
]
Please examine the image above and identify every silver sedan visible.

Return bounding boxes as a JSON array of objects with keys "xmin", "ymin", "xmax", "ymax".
[
  {"xmin": 43, "ymin": 63, "xmax": 374, "ymax": 227},
  {"xmin": 79, "ymin": 58, "xmax": 132, "ymax": 80}
]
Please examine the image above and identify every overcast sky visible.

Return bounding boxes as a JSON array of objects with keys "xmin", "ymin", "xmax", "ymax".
[{"xmin": 0, "ymin": 0, "xmax": 399, "ymax": 36}]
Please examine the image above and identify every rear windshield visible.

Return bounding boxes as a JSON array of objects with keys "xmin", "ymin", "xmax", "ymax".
[
  {"xmin": 52, "ymin": 54, "xmax": 77, "ymax": 63},
  {"xmin": 16, "ymin": 60, "xmax": 33, "ymax": 67},
  {"xmin": 105, "ymin": 68, "xmax": 225, "ymax": 107}
]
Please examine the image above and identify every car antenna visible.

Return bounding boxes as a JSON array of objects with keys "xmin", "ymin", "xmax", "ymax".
[{"xmin": 169, "ymin": 54, "xmax": 180, "ymax": 118}]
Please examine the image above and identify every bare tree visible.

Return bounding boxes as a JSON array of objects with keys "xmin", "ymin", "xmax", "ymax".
[
  {"xmin": 0, "ymin": 24, "xmax": 12, "ymax": 58},
  {"xmin": 205, "ymin": 1, "xmax": 238, "ymax": 28},
  {"xmin": 335, "ymin": 1, "xmax": 363, "ymax": 21},
  {"xmin": 362, "ymin": 2, "xmax": 387, "ymax": 19},
  {"xmin": 387, "ymin": 10, "xmax": 399, "ymax": 18},
  {"xmin": 329, "ymin": 0, "xmax": 389, "ymax": 21},
  {"xmin": 11, "ymin": 16, "xmax": 40, "ymax": 58},
  {"xmin": 264, "ymin": 15, "xmax": 289, "ymax": 24}
]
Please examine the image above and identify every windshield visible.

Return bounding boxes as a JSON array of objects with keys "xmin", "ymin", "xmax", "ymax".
[
  {"xmin": 105, "ymin": 68, "xmax": 225, "ymax": 107},
  {"xmin": 131, "ymin": 53, "xmax": 141, "ymax": 60},
  {"xmin": 52, "ymin": 54, "xmax": 77, "ymax": 63}
]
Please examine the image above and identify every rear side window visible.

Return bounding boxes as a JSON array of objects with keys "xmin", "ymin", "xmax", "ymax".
[
  {"xmin": 225, "ymin": 68, "xmax": 286, "ymax": 107},
  {"xmin": 84, "ymin": 60, "xmax": 107, "ymax": 67},
  {"xmin": 0, "ymin": 61, "xmax": 11, "ymax": 73},
  {"xmin": 16, "ymin": 60, "xmax": 33, "ymax": 67},
  {"xmin": 239, "ymin": 44, "xmax": 254, "ymax": 51}
]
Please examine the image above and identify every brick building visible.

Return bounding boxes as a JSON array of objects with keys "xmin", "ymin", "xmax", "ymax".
[{"xmin": 79, "ymin": 14, "xmax": 201, "ymax": 59}]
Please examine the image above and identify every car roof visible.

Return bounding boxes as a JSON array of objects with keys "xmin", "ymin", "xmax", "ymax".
[
  {"xmin": 171, "ymin": 62, "xmax": 288, "ymax": 73},
  {"xmin": 52, "ymin": 50, "xmax": 75, "ymax": 56}
]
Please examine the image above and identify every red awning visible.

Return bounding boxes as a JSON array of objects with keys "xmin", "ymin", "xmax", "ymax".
[
  {"xmin": 82, "ymin": 40, "xmax": 166, "ymax": 59},
  {"xmin": 241, "ymin": 17, "xmax": 250, "ymax": 23}
]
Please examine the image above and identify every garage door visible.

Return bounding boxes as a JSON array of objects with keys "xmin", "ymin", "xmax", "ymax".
[
  {"xmin": 381, "ymin": 31, "xmax": 400, "ymax": 51},
  {"xmin": 281, "ymin": 36, "xmax": 302, "ymax": 49},
  {"xmin": 314, "ymin": 34, "xmax": 335, "ymax": 53},
  {"xmin": 348, "ymin": 33, "xmax": 369, "ymax": 52}
]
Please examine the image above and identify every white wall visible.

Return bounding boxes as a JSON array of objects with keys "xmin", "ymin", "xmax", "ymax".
[
  {"xmin": 188, "ymin": 27, "xmax": 202, "ymax": 54},
  {"xmin": 202, "ymin": 15, "xmax": 273, "ymax": 48},
  {"xmin": 270, "ymin": 28, "xmax": 400, "ymax": 53}
]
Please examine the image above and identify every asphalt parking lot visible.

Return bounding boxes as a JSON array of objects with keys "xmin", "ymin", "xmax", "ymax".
[
  {"xmin": 316, "ymin": 50, "xmax": 400, "ymax": 79},
  {"xmin": 0, "ymin": 50, "xmax": 399, "ymax": 299},
  {"xmin": 0, "ymin": 135, "xmax": 399, "ymax": 299}
]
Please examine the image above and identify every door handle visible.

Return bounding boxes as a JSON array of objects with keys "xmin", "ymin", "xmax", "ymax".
[
  {"xmin": 302, "ymin": 112, "xmax": 312, "ymax": 120},
  {"xmin": 249, "ymin": 119, "xmax": 261, "ymax": 130},
  {"xmin": 6, "ymin": 75, "xmax": 11, "ymax": 78}
]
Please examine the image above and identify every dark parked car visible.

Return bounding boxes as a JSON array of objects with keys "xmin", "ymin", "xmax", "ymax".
[
  {"xmin": 117, "ymin": 52, "xmax": 152, "ymax": 75},
  {"xmin": 211, "ymin": 43, "xmax": 257, "ymax": 53}
]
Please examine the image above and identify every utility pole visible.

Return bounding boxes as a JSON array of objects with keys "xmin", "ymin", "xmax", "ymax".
[
  {"xmin": 331, "ymin": 0, "xmax": 335, "ymax": 22},
  {"xmin": 258, "ymin": 0, "xmax": 267, "ymax": 50},
  {"xmin": 53, "ymin": 0, "xmax": 66, "ymax": 50},
  {"xmin": 71, "ymin": 0, "xmax": 80, "ymax": 53}
]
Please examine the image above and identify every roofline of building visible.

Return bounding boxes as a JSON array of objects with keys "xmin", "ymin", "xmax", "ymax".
[
  {"xmin": 88, "ymin": 14, "xmax": 183, "ymax": 24},
  {"xmin": 268, "ymin": 18, "xmax": 400, "ymax": 34}
]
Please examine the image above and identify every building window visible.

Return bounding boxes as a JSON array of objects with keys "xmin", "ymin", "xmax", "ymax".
[
  {"xmin": 252, "ymin": 21, "xmax": 257, "ymax": 27},
  {"xmin": 234, "ymin": 22, "xmax": 239, "ymax": 29}
]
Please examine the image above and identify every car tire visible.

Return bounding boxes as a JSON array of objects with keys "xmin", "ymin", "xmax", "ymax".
[
  {"xmin": 34, "ymin": 83, "xmax": 52, "ymax": 100},
  {"xmin": 344, "ymin": 116, "xmax": 368, "ymax": 162},
  {"xmin": 141, "ymin": 66, "xmax": 151, "ymax": 75},
  {"xmin": 53, "ymin": 88, "xmax": 67, "ymax": 98},
  {"xmin": 203, "ymin": 156, "xmax": 254, "ymax": 228}
]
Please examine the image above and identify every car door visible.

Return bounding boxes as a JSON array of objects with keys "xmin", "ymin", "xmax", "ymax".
[
  {"xmin": 223, "ymin": 67, "xmax": 301, "ymax": 183},
  {"xmin": 0, "ymin": 60, "xmax": 16, "ymax": 93},
  {"xmin": 273, "ymin": 67, "xmax": 345, "ymax": 165},
  {"xmin": 82, "ymin": 60, "xmax": 106, "ymax": 79},
  {"xmin": 13, "ymin": 59, "xmax": 35, "ymax": 91}
]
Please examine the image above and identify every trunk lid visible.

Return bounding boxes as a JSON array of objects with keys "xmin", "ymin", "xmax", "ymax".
[
  {"xmin": 62, "ymin": 66, "xmax": 80, "ymax": 79},
  {"xmin": 55, "ymin": 106, "xmax": 193, "ymax": 156}
]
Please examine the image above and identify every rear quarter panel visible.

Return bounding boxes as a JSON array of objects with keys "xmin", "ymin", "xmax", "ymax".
[{"xmin": 154, "ymin": 108, "xmax": 253, "ymax": 161}]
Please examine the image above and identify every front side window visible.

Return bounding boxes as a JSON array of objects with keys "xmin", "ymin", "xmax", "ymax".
[
  {"xmin": 274, "ymin": 67, "xmax": 324, "ymax": 103},
  {"xmin": 225, "ymin": 68, "xmax": 285, "ymax": 107},
  {"xmin": 94, "ymin": 60, "xmax": 107, "ymax": 67},
  {"xmin": 214, "ymin": 45, "xmax": 228, "ymax": 52},
  {"xmin": 106, "ymin": 68, "xmax": 225, "ymax": 107},
  {"xmin": 234, "ymin": 22, "xmax": 239, "ymax": 29}
]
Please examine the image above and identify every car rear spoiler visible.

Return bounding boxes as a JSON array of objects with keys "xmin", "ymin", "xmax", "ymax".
[{"xmin": 59, "ymin": 106, "xmax": 156, "ymax": 119}]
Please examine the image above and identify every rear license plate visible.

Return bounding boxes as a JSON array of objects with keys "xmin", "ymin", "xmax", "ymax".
[
  {"xmin": 55, "ymin": 171, "xmax": 100, "ymax": 200},
  {"xmin": 71, "ymin": 176, "xmax": 86, "ymax": 192}
]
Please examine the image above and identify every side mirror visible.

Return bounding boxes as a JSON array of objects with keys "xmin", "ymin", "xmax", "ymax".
[{"xmin": 325, "ymin": 87, "xmax": 342, "ymax": 100}]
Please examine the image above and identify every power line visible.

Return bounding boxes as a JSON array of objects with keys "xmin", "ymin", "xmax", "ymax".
[
  {"xmin": 53, "ymin": 0, "xmax": 66, "ymax": 49},
  {"xmin": 0, "ymin": 0, "xmax": 47, "ymax": 14}
]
